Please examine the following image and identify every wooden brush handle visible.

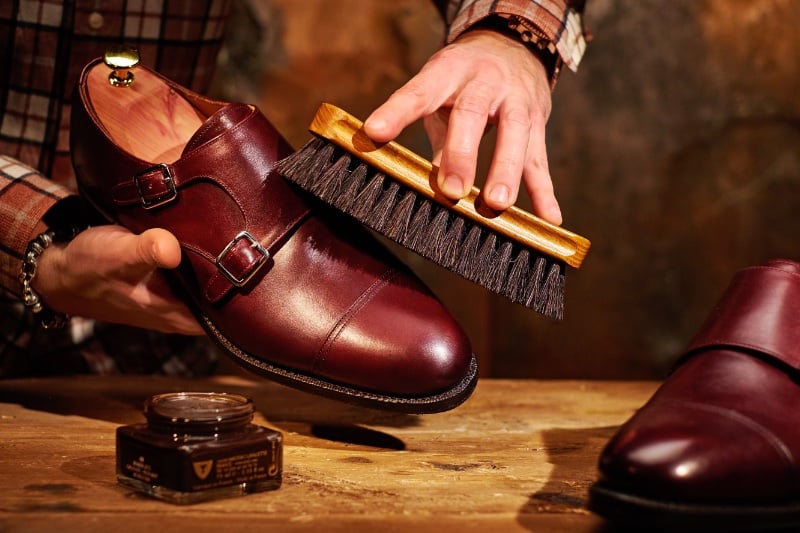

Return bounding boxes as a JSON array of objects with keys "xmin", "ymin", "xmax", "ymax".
[{"xmin": 309, "ymin": 103, "xmax": 591, "ymax": 268}]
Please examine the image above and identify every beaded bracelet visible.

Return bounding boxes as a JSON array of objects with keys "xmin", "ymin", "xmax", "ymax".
[{"xmin": 19, "ymin": 226, "xmax": 80, "ymax": 329}]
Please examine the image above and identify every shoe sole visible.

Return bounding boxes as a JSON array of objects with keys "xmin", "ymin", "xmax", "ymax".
[{"xmin": 588, "ymin": 481, "xmax": 800, "ymax": 532}]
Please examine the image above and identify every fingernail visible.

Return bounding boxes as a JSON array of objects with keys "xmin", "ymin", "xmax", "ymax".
[
  {"xmin": 550, "ymin": 205, "xmax": 563, "ymax": 226},
  {"xmin": 489, "ymin": 185, "xmax": 510, "ymax": 205},
  {"xmin": 440, "ymin": 175, "xmax": 465, "ymax": 197},
  {"xmin": 364, "ymin": 116, "xmax": 385, "ymax": 131}
]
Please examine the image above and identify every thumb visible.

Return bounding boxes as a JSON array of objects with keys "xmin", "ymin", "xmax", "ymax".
[{"xmin": 137, "ymin": 228, "xmax": 182, "ymax": 269}]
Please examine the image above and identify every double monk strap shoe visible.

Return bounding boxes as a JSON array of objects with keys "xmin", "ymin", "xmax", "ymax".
[
  {"xmin": 589, "ymin": 259, "xmax": 800, "ymax": 531},
  {"xmin": 70, "ymin": 55, "xmax": 477, "ymax": 413}
]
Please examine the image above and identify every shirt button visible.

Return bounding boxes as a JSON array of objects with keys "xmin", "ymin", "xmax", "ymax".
[{"xmin": 88, "ymin": 12, "xmax": 104, "ymax": 30}]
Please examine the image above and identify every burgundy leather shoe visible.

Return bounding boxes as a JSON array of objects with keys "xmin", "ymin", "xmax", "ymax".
[
  {"xmin": 589, "ymin": 259, "xmax": 800, "ymax": 531},
  {"xmin": 70, "ymin": 57, "xmax": 476, "ymax": 413}
]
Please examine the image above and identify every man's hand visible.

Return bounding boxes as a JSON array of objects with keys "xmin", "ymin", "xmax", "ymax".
[
  {"xmin": 33, "ymin": 224, "xmax": 204, "ymax": 335},
  {"xmin": 364, "ymin": 28, "xmax": 562, "ymax": 225}
]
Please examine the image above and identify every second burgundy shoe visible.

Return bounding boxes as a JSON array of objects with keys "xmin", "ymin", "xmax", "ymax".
[
  {"xmin": 70, "ymin": 56, "xmax": 476, "ymax": 413},
  {"xmin": 589, "ymin": 259, "xmax": 800, "ymax": 531}
]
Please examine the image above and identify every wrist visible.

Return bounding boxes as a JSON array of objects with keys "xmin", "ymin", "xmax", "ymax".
[
  {"xmin": 20, "ymin": 226, "xmax": 80, "ymax": 329},
  {"xmin": 30, "ymin": 237, "xmax": 65, "ymax": 302},
  {"xmin": 467, "ymin": 15, "xmax": 562, "ymax": 89}
]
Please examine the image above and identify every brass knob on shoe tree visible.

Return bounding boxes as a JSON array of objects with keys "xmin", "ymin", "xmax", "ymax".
[{"xmin": 104, "ymin": 46, "xmax": 139, "ymax": 87}]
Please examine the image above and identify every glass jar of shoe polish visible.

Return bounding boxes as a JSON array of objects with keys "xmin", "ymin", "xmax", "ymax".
[{"xmin": 116, "ymin": 392, "xmax": 282, "ymax": 504}]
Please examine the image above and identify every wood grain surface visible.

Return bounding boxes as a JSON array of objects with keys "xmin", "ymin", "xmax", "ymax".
[{"xmin": 0, "ymin": 376, "xmax": 656, "ymax": 532}]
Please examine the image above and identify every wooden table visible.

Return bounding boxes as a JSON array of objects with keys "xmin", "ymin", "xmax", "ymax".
[{"xmin": 0, "ymin": 376, "xmax": 657, "ymax": 532}]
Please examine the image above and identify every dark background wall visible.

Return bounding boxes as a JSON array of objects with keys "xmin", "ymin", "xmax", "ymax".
[{"xmin": 213, "ymin": 0, "xmax": 800, "ymax": 379}]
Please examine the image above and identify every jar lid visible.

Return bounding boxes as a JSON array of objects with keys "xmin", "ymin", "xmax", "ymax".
[{"xmin": 144, "ymin": 392, "xmax": 254, "ymax": 432}]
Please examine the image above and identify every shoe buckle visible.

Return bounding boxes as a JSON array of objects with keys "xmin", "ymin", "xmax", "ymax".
[
  {"xmin": 134, "ymin": 164, "xmax": 177, "ymax": 209},
  {"xmin": 216, "ymin": 231, "xmax": 270, "ymax": 287}
]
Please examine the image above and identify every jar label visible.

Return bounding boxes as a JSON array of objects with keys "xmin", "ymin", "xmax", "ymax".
[
  {"xmin": 125, "ymin": 455, "xmax": 160, "ymax": 484},
  {"xmin": 193, "ymin": 448, "xmax": 275, "ymax": 489},
  {"xmin": 192, "ymin": 460, "xmax": 214, "ymax": 480}
]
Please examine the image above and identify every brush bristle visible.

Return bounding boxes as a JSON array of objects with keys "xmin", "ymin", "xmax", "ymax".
[{"xmin": 276, "ymin": 137, "xmax": 565, "ymax": 319}]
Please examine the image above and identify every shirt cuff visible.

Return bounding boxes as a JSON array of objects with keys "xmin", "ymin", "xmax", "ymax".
[
  {"xmin": 0, "ymin": 155, "xmax": 75, "ymax": 295},
  {"xmin": 444, "ymin": 0, "xmax": 588, "ymax": 73}
]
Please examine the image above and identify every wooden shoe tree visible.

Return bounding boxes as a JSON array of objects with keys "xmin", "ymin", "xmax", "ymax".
[{"xmin": 86, "ymin": 63, "xmax": 205, "ymax": 164}]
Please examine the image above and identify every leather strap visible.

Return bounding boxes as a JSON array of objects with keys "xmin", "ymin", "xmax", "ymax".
[
  {"xmin": 682, "ymin": 264, "xmax": 800, "ymax": 370},
  {"xmin": 109, "ymin": 105, "xmax": 311, "ymax": 303},
  {"xmin": 111, "ymin": 163, "xmax": 181, "ymax": 208},
  {"xmin": 214, "ymin": 231, "xmax": 270, "ymax": 286},
  {"xmin": 109, "ymin": 104, "xmax": 253, "ymax": 208}
]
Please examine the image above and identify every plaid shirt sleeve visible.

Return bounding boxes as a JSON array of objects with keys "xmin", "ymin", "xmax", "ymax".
[
  {"xmin": 0, "ymin": 157, "xmax": 71, "ymax": 295},
  {"xmin": 433, "ymin": 0, "xmax": 588, "ymax": 83}
]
